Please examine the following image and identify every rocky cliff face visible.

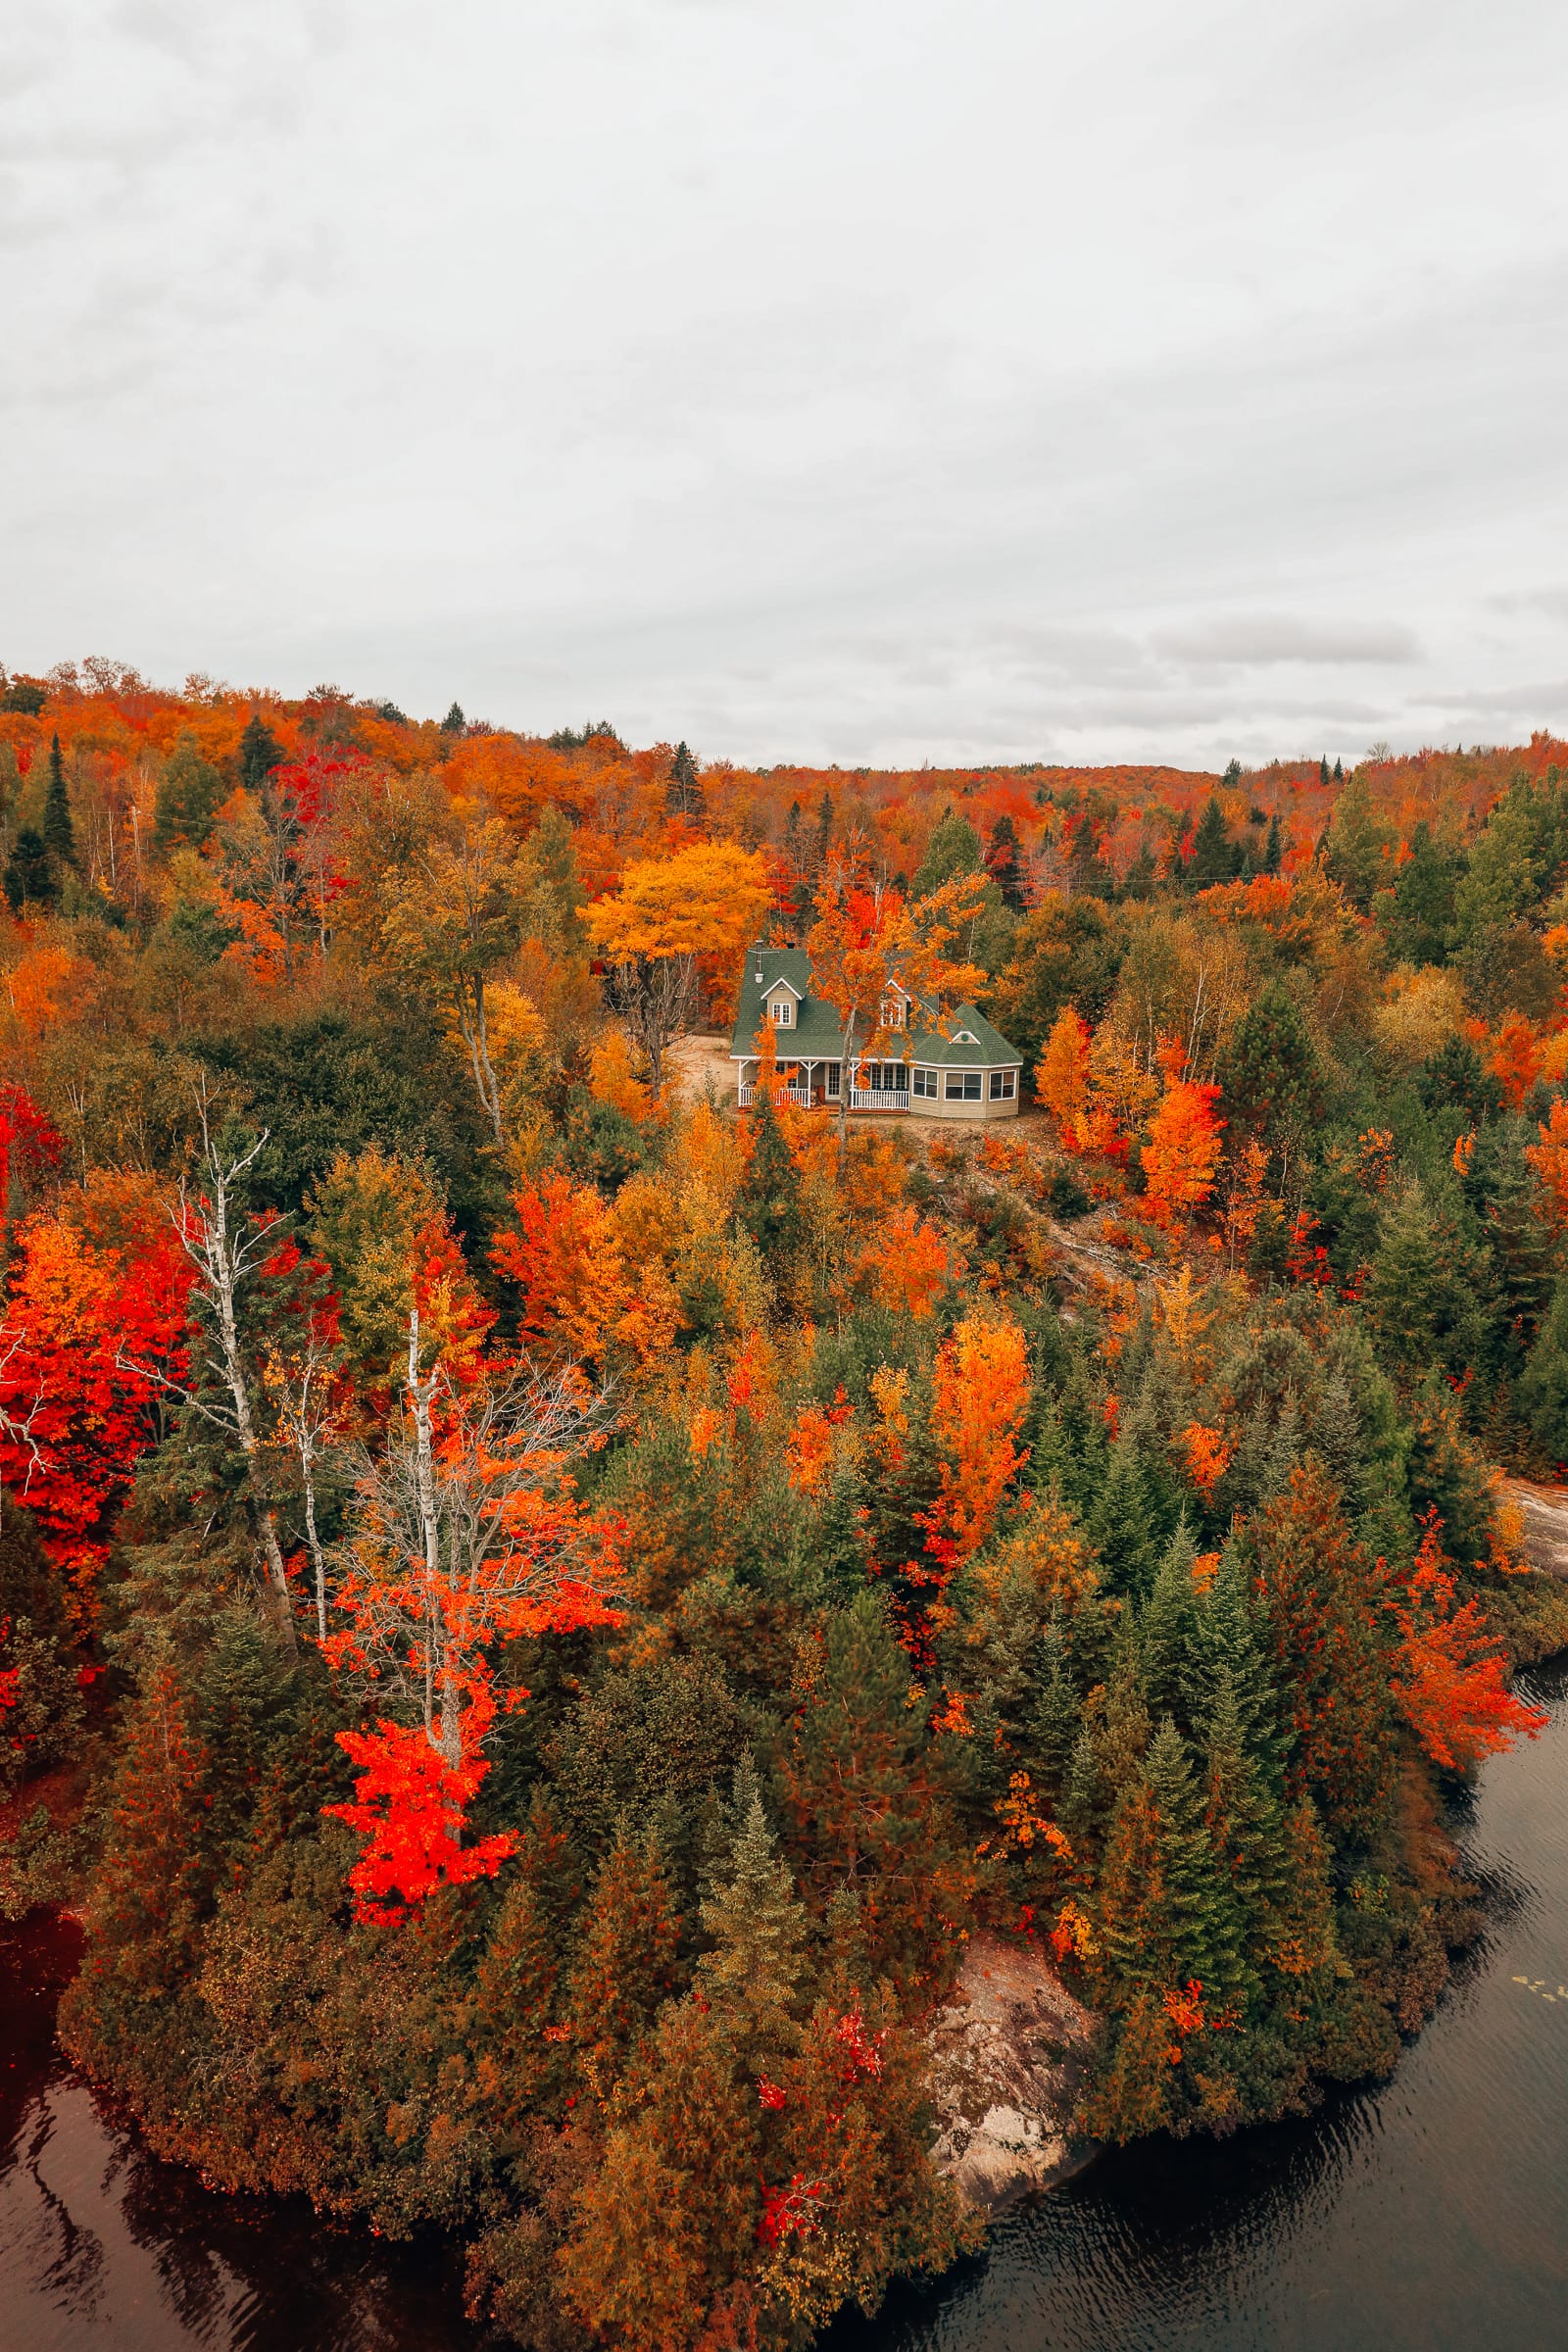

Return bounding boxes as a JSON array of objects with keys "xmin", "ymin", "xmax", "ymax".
[{"xmin": 926, "ymin": 1935, "xmax": 1098, "ymax": 2211}]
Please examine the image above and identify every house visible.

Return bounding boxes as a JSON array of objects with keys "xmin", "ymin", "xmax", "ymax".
[{"xmin": 728, "ymin": 944, "xmax": 1024, "ymax": 1119}]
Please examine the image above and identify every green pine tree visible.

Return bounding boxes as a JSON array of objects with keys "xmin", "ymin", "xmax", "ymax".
[
  {"xmin": 1366, "ymin": 1179, "xmax": 1488, "ymax": 1391},
  {"xmin": 1080, "ymin": 1985, "xmax": 1176, "ymax": 2140},
  {"xmin": 238, "ymin": 714, "xmax": 285, "ymax": 791},
  {"xmin": 1200, "ymin": 1666, "xmax": 1285, "ymax": 1972},
  {"xmin": 1141, "ymin": 1518, "xmax": 1200, "ymax": 1723},
  {"xmin": 666, "ymin": 740, "xmax": 705, "ymax": 820},
  {"xmin": 442, "ymin": 701, "xmax": 466, "ymax": 732},
  {"xmin": 911, "ymin": 807, "xmax": 983, "ymax": 898},
  {"xmin": 1218, "ymin": 981, "xmax": 1321, "ymax": 1168},
  {"xmin": 988, "ymin": 813, "xmax": 1027, "ymax": 909},
  {"xmin": 1320, "ymin": 768, "xmax": 1391, "ymax": 910},
  {"xmin": 1023, "ymin": 1614, "xmax": 1080, "ymax": 1800},
  {"xmin": 1057, "ymin": 1721, "xmax": 1102, "ymax": 1853},
  {"xmin": 153, "ymin": 731, "xmax": 222, "ymax": 855},
  {"xmin": 1180, "ymin": 1547, "xmax": 1287, "ymax": 1787},
  {"xmin": 1520, "ymin": 1275, "xmax": 1568, "ymax": 1467},
  {"xmin": 1122, "ymin": 841, "xmax": 1158, "ymax": 901},
  {"xmin": 1262, "ymin": 1794, "xmax": 1339, "ymax": 1981},
  {"xmin": 738, "ymin": 1083, "xmax": 803, "ymax": 1264},
  {"xmin": 42, "ymin": 732, "xmax": 74, "ymax": 869},
  {"xmin": 1187, "ymin": 797, "xmax": 1235, "ymax": 889},
  {"xmin": 1097, "ymin": 1717, "xmax": 1249, "ymax": 2009},
  {"xmin": 1087, "ymin": 1435, "xmax": 1158, "ymax": 1598},
  {"xmin": 697, "ymin": 1793, "xmax": 808, "ymax": 2058},
  {"xmin": 4, "ymin": 826, "xmax": 56, "ymax": 910},
  {"xmin": 520, "ymin": 803, "xmax": 586, "ymax": 951},
  {"xmin": 1375, "ymin": 818, "xmax": 1457, "ymax": 966},
  {"xmin": 1263, "ymin": 811, "xmax": 1283, "ymax": 873}
]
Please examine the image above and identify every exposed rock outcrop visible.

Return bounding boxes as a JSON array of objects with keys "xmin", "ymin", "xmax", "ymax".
[
  {"xmin": 1497, "ymin": 1476, "xmax": 1568, "ymax": 1581},
  {"xmin": 927, "ymin": 1935, "xmax": 1098, "ymax": 2211}
]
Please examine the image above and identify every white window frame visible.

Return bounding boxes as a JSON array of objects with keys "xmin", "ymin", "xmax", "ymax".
[
  {"xmin": 913, "ymin": 1066, "xmax": 937, "ymax": 1099},
  {"xmin": 989, "ymin": 1067, "xmax": 1016, "ymax": 1101},
  {"xmin": 945, "ymin": 1070, "xmax": 982, "ymax": 1101},
  {"xmin": 770, "ymin": 998, "xmax": 793, "ymax": 1027}
]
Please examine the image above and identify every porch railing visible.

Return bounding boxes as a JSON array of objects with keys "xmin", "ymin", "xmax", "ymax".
[
  {"xmin": 738, "ymin": 1082, "xmax": 815, "ymax": 1107},
  {"xmin": 849, "ymin": 1085, "xmax": 909, "ymax": 1110}
]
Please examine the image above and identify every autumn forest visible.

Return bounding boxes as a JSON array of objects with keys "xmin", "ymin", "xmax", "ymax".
[{"xmin": 4, "ymin": 657, "xmax": 1568, "ymax": 2350}]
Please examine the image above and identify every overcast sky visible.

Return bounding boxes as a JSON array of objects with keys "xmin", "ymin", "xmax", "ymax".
[{"xmin": 5, "ymin": 1, "xmax": 1567, "ymax": 768}]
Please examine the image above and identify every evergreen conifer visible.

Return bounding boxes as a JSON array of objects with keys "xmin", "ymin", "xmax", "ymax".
[
  {"xmin": 1263, "ymin": 810, "xmax": 1283, "ymax": 873},
  {"xmin": 566, "ymin": 1828, "xmax": 681, "ymax": 2100},
  {"xmin": 153, "ymin": 731, "xmax": 222, "ymax": 855},
  {"xmin": 666, "ymin": 740, "xmax": 705, "ymax": 820},
  {"xmin": 738, "ymin": 1083, "xmax": 803, "ymax": 1263},
  {"xmin": 1188, "ymin": 797, "xmax": 1235, "ymax": 889},
  {"xmin": 988, "ymin": 814, "xmax": 1027, "ymax": 909},
  {"xmin": 1520, "ymin": 1275, "xmax": 1568, "ymax": 1465},
  {"xmin": 1098, "ymin": 1717, "xmax": 1249, "ymax": 2008},
  {"xmin": 238, "ymin": 714, "xmax": 285, "ymax": 791},
  {"xmin": 697, "ymin": 1793, "xmax": 808, "ymax": 2056},
  {"xmin": 4, "ymin": 826, "xmax": 55, "ymax": 910},
  {"xmin": 42, "ymin": 732, "xmax": 74, "ymax": 869},
  {"xmin": 1141, "ymin": 1519, "xmax": 1200, "ymax": 1723}
]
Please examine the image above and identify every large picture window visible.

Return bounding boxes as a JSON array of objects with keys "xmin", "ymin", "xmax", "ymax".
[{"xmin": 945, "ymin": 1071, "xmax": 982, "ymax": 1101}]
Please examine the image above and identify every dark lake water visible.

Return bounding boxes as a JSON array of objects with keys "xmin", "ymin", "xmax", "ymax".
[{"xmin": 6, "ymin": 1654, "xmax": 1567, "ymax": 2351}]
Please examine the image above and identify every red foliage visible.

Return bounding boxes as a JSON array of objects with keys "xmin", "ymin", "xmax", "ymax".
[
  {"xmin": 1389, "ymin": 1515, "xmax": 1548, "ymax": 1771},
  {"xmin": 0, "ymin": 1087, "xmax": 63, "ymax": 1243},
  {"xmin": 0, "ymin": 1206, "xmax": 192, "ymax": 1625},
  {"xmin": 325, "ymin": 1707, "xmax": 517, "ymax": 1925}
]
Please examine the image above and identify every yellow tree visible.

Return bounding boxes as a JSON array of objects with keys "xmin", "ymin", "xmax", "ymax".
[
  {"xmin": 582, "ymin": 840, "xmax": 771, "ymax": 1098},
  {"xmin": 805, "ymin": 867, "xmax": 987, "ymax": 1145},
  {"xmin": 380, "ymin": 819, "xmax": 531, "ymax": 1147}
]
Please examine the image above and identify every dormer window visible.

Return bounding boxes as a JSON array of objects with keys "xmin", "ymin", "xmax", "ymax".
[
  {"xmin": 771, "ymin": 998, "xmax": 793, "ymax": 1028},
  {"xmin": 954, "ymin": 1028, "xmax": 978, "ymax": 1044},
  {"xmin": 881, "ymin": 996, "xmax": 905, "ymax": 1030}
]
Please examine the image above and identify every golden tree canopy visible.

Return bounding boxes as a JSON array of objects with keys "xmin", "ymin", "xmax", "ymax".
[{"xmin": 583, "ymin": 841, "xmax": 772, "ymax": 962}]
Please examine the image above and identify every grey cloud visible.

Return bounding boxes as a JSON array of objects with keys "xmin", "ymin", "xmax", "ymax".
[
  {"xmin": 4, "ymin": 0, "xmax": 1567, "ymax": 768},
  {"xmin": 1152, "ymin": 616, "xmax": 1423, "ymax": 668}
]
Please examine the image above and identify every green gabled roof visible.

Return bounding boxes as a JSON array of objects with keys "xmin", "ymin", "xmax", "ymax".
[
  {"xmin": 906, "ymin": 1002, "xmax": 1022, "ymax": 1066},
  {"xmin": 730, "ymin": 946, "xmax": 849, "ymax": 1056},
  {"xmin": 729, "ymin": 951, "xmax": 1022, "ymax": 1066}
]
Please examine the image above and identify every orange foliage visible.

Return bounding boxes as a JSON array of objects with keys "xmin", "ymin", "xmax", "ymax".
[
  {"xmin": 489, "ymin": 1175, "xmax": 626, "ymax": 1365},
  {"xmin": 856, "ymin": 1204, "xmax": 950, "ymax": 1319},
  {"xmin": 587, "ymin": 1031, "xmax": 653, "ymax": 1124},
  {"xmin": 1036, "ymin": 1005, "xmax": 1092, "ymax": 1149},
  {"xmin": 1487, "ymin": 1015, "xmax": 1544, "ymax": 1111},
  {"xmin": 4, "ymin": 944, "xmax": 91, "ymax": 1035},
  {"xmin": 1524, "ymin": 1097, "xmax": 1568, "ymax": 1237},
  {"xmin": 918, "ymin": 1316, "xmax": 1030, "ymax": 1567},
  {"xmin": 1389, "ymin": 1515, "xmax": 1548, "ymax": 1771},
  {"xmin": 1181, "ymin": 1422, "xmax": 1233, "ymax": 1498},
  {"xmin": 785, "ymin": 1402, "xmax": 838, "ymax": 1497},
  {"xmin": 1141, "ymin": 1044, "xmax": 1225, "ymax": 1227}
]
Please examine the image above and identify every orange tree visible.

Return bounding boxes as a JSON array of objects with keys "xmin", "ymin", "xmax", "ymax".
[
  {"xmin": 582, "ymin": 840, "xmax": 771, "ymax": 1099},
  {"xmin": 805, "ymin": 867, "xmax": 987, "ymax": 1145}
]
